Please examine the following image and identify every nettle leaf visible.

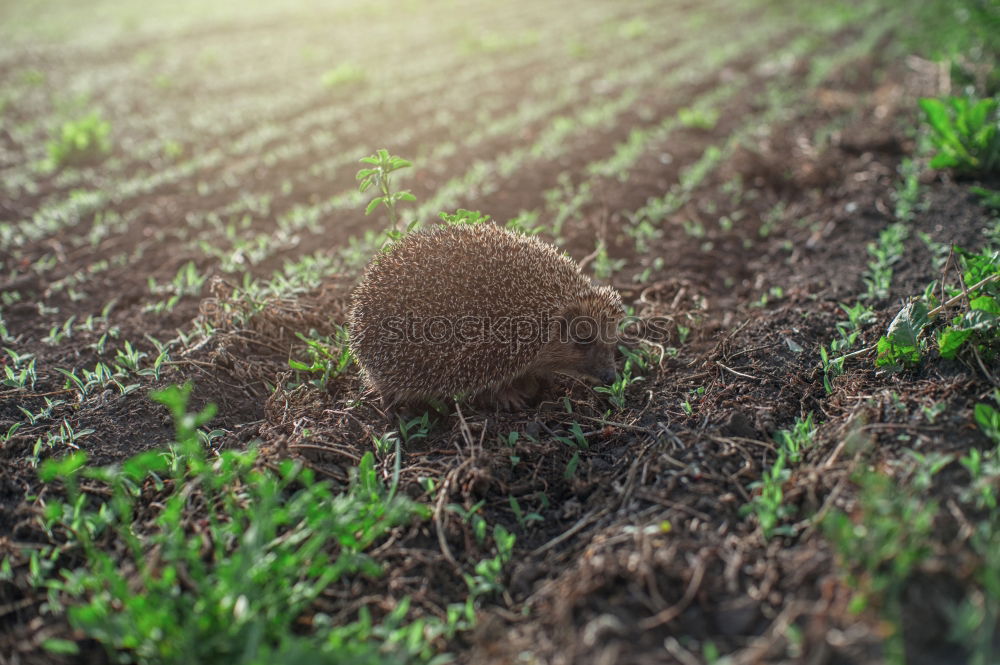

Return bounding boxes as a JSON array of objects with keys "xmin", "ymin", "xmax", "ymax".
[
  {"xmin": 938, "ymin": 328, "xmax": 974, "ymax": 359},
  {"xmin": 971, "ymin": 295, "xmax": 1000, "ymax": 315},
  {"xmin": 886, "ymin": 301, "xmax": 930, "ymax": 348},
  {"xmin": 875, "ymin": 301, "xmax": 930, "ymax": 369},
  {"xmin": 962, "ymin": 309, "xmax": 999, "ymax": 331},
  {"xmin": 875, "ymin": 336, "xmax": 920, "ymax": 369},
  {"xmin": 938, "ymin": 309, "xmax": 999, "ymax": 359}
]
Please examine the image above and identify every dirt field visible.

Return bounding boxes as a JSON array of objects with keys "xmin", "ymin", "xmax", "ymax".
[{"xmin": 1, "ymin": 1, "xmax": 999, "ymax": 663}]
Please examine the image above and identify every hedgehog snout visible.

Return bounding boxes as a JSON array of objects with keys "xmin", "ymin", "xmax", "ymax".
[
  {"xmin": 582, "ymin": 342, "xmax": 619, "ymax": 385},
  {"xmin": 595, "ymin": 364, "xmax": 617, "ymax": 384}
]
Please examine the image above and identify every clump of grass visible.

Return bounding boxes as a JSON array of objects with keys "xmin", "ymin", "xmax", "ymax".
[
  {"xmin": 35, "ymin": 383, "xmax": 430, "ymax": 664},
  {"xmin": 46, "ymin": 110, "xmax": 112, "ymax": 170}
]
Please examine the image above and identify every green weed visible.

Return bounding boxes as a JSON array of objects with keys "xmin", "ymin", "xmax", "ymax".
[
  {"xmin": 823, "ymin": 469, "xmax": 938, "ymax": 665},
  {"xmin": 37, "ymin": 383, "xmax": 430, "ymax": 664},
  {"xmin": 742, "ymin": 449, "xmax": 795, "ymax": 539},
  {"xmin": 775, "ymin": 412, "xmax": 816, "ymax": 464},
  {"xmin": 919, "ymin": 96, "xmax": 1000, "ymax": 175},
  {"xmin": 46, "ymin": 111, "xmax": 112, "ymax": 170},
  {"xmin": 677, "ymin": 106, "xmax": 719, "ymax": 130},
  {"xmin": 288, "ymin": 327, "xmax": 353, "ymax": 390},
  {"xmin": 937, "ymin": 249, "xmax": 1000, "ymax": 361},
  {"xmin": 862, "ymin": 223, "xmax": 908, "ymax": 301},
  {"xmin": 594, "ymin": 359, "xmax": 642, "ymax": 410},
  {"xmin": 357, "ymin": 149, "xmax": 416, "ymax": 233}
]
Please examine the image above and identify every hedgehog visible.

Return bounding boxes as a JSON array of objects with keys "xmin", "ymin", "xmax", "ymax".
[{"xmin": 348, "ymin": 223, "xmax": 625, "ymax": 410}]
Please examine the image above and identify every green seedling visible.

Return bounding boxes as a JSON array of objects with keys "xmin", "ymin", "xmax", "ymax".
[
  {"xmin": 145, "ymin": 261, "xmax": 207, "ymax": 314},
  {"xmin": 446, "ymin": 525, "xmax": 516, "ymax": 636},
  {"xmin": 591, "ymin": 239, "xmax": 625, "ymax": 281},
  {"xmin": 397, "ymin": 411, "xmax": 431, "ymax": 445},
  {"xmin": 447, "ymin": 500, "xmax": 487, "ymax": 544},
  {"xmin": 114, "ymin": 340, "xmax": 147, "ymax": 373},
  {"xmin": 971, "ymin": 186, "xmax": 1000, "ymax": 210},
  {"xmin": 741, "ymin": 449, "xmax": 796, "ymax": 539},
  {"xmin": 677, "ymin": 106, "xmax": 719, "ymax": 130},
  {"xmin": 288, "ymin": 327, "xmax": 353, "ymax": 390},
  {"xmin": 775, "ymin": 412, "xmax": 816, "ymax": 464},
  {"xmin": 937, "ymin": 249, "xmax": 1000, "ymax": 361},
  {"xmin": 30, "ymin": 418, "xmax": 95, "ymax": 467},
  {"xmin": 3, "ymin": 349, "xmax": 37, "ymax": 390},
  {"xmin": 594, "ymin": 359, "xmax": 642, "ymax": 410},
  {"xmin": 863, "ymin": 223, "xmax": 908, "ymax": 301},
  {"xmin": 321, "ymin": 63, "xmax": 365, "ymax": 88},
  {"xmin": 508, "ymin": 495, "xmax": 543, "ymax": 530},
  {"xmin": 818, "ymin": 343, "xmax": 845, "ymax": 394},
  {"xmin": 838, "ymin": 301, "xmax": 876, "ymax": 339},
  {"xmin": 46, "ymin": 111, "xmax": 112, "ymax": 170},
  {"xmin": 42, "ymin": 316, "xmax": 76, "ymax": 346},
  {"xmin": 893, "ymin": 158, "xmax": 921, "ymax": 222},
  {"xmin": 356, "ymin": 149, "xmax": 416, "ymax": 233}
]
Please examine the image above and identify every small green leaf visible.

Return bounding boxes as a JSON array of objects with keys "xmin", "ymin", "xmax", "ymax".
[
  {"xmin": 42, "ymin": 638, "xmax": 80, "ymax": 655},
  {"xmin": 938, "ymin": 328, "xmax": 974, "ymax": 359},
  {"xmin": 365, "ymin": 198, "xmax": 383, "ymax": 215}
]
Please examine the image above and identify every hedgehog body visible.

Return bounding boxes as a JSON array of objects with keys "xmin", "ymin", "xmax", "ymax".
[{"xmin": 348, "ymin": 224, "xmax": 623, "ymax": 409}]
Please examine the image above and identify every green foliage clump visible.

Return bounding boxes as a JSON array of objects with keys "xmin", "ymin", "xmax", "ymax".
[
  {"xmin": 937, "ymin": 249, "xmax": 1000, "ymax": 360},
  {"xmin": 875, "ymin": 247, "xmax": 999, "ymax": 370},
  {"xmin": 46, "ymin": 111, "xmax": 112, "ymax": 170},
  {"xmin": 823, "ymin": 470, "xmax": 938, "ymax": 664},
  {"xmin": 37, "ymin": 383, "xmax": 430, "ymax": 665},
  {"xmin": 919, "ymin": 96, "xmax": 1000, "ymax": 175}
]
